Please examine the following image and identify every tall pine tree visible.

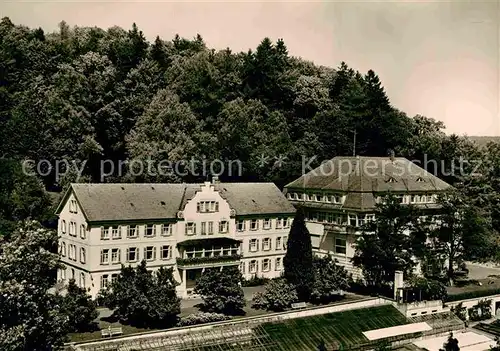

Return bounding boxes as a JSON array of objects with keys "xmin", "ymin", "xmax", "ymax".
[{"xmin": 284, "ymin": 207, "xmax": 314, "ymax": 301}]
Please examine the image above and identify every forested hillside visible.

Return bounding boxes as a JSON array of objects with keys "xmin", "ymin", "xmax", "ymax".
[{"xmin": 1, "ymin": 18, "xmax": 499, "ymax": 234}]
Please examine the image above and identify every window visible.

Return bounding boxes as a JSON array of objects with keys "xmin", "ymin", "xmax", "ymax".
[
  {"xmin": 69, "ymin": 245, "xmax": 76, "ymax": 261},
  {"xmin": 111, "ymin": 274, "xmax": 119, "ymax": 284},
  {"xmin": 275, "ymin": 257, "xmax": 282, "ymax": 271},
  {"xmin": 262, "ymin": 259, "xmax": 271, "ymax": 272},
  {"xmin": 335, "ymin": 237, "xmax": 346, "ymax": 254},
  {"xmin": 219, "ymin": 221, "xmax": 228, "ymax": 233},
  {"xmin": 236, "ymin": 220, "xmax": 245, "ymax": 232},
  {"xmin": 80, "ymin": 273, "xmax": 85, "ymax": 288},
  {"xmin": 111, "ymin": 248, "xmax": 120, "ymax": 263},
  {"xmin": 80, "ymin": 224, "xmax": 86, "ymax": 239},
  {"xmin": 60, "ymin": 268, "xmax": 66, "ymax": 280},
  {"xmin": 416, "ymin": 177, "xmax": 425, "ymax": 183},
  {"xmin": 128, "ymin": 225, "xmax": 138, "ymax": 238},
  {"xmin": 161, "ymin": 245, "xmax": 171, "ymax": 260},
  {"xmin": 285, "ymin": 218, "xmax": 292, "ymax": 228},
  {"xmin": 208, "ymin": 221, "xmax": 214, "ymax": 235},
  {"xmin": 145, "ymin": 225, "xmax": 156, "ymax": 237},
  {"xmin": 100, "ymin": 275, "xmax": 109, "ymax": 289},
  {"xmin": 144, "ymin": 246, "xmax": 156, "ymax": 261},
  {"xmin": 60, "ymin": 242, "xmax": 66, "ymax": 257},
  {"xmin": 276, "ymin": 218, "xmax": 283, "ymax": 229},
  {"xmin": 276, "ymin": 237, "xmax": 282, "ymax": 251},
  {"xmin": 80, "ymin": 248, "xmax": 86, "ymax": 264},
  {"xmin": 201, "ymin": 222, "xmax": 207, "ymax": 235},
  {"xmin": 358, "ymin": 216, "xmax": 365, "ymax": 227},
  {"xmin": 61, "ymin": 220, "xmax": 66, "ymax": 234},
  {"xmin": 318, "ymin": 212, "xmax": 326, "ymax": 223},
  {"xmin": 112, "ymin": 226, "xmax": 121, "ymax": 239},
  {"xmin": 70, "ymin": 200, "xmax": 78, "ymax": 213},
  {"xmin": 69, "ymin": 221, "xmax": 76, "ymax": 236},
  {"xmin": 127, "ymin": 247, "xmax": 138, "ymax": 262},
  {"xmin": 263, "ymin": 218, "xmax": 271, "ymax": 229},
  {"xmin": 101, "ymin": 227, "xmax": 110, "ymax": 240},
  {"xmin": 387, "ymin": 177, "xmax": 397, "ymax": 183},
  {"xmin": 100, "ymin": 249, "xmax": 109, "ymax": 265},
  {"xmin": 71, "ymin": 268, "xmax": 75, "ymax": 280},
  {"xmin": 250, "ymin": 219, "xmax": 258, "ymax": 231},
  {"xmin": 249, "ymin": 239, "xmax": 258, "ymax": 252},
  {"xmin": 366, "ymin": 214, "xmax": 375, "ymax": 222},
  {"xmin": 262, "ymin": 238, "xmax": 271, "ymax": 251},
  {"xmin": 197, "ymin": 201, "xmax": 219, "ymax": 213},
  {"xmin": 185, "ymin": 222, "xmax": 196, "ymax": 235},
  {"xmin": 162, "ymin": 224, "xmax": 173, "ymax": 236},
  {"xmin": 348, "ymin": 214, "xmax": 357, "ymax": 227},
  {"xmin": 283, "ymin": 236, "xmax": 288, "ymax": 250},
  {"xmin": 240, "ymin": 262, "xmax": 245, "ymax": 274},
  {"xmin": 249, "ymin": 260, "xmax": 258, "ymax": 274}
]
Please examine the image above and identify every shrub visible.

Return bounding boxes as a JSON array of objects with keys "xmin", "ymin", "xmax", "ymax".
[
  {"xmin": 451, "ymin": 302, "xmax": 467, "ymax": 321},
  {"xmin": 310, "ymin": 255, "xmax": 349, "ymax": 304},
  {"xmin": 179, "ymin": 312, "xmax": 231, "ymax": 326},
  {"xmin": 61, "ymin": 279, "xmax": 99, "ymax": 332},
  {"xmin": 407, "ymin": 276, "xmax": 448, "ymax": 301},
  {"xmin": 252, "ymin": 278, "xmax": 298, "ymax": 312},
  {"xmin": 242, "ymin": 275, "xmax": 270, "ymax": 287},
  {"xmin": 194, "ymin": 266, "xmax": 245, "ymax": 315}
]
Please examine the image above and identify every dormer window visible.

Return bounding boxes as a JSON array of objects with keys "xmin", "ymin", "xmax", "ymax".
[
  {"xmin": 387, "ymin": 177, "xmax": 397, "ymax": 183},
  {"xmin": 416, "ymin": 177, "xmax": 425, "ymax": 183}
]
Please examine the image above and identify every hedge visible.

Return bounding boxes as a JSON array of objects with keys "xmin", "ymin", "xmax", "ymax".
[{"xmin": 445, "ymin": 287, "xmax": 500, "ymax": 302}]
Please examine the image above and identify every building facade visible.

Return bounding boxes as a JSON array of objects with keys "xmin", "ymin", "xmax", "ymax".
[
  {"xmin": 283, "ymin": 156, "xmax": 452, "ymax": 280},
  {"xmin": 55, "ymin": 180, "xmax": 295, "ymax": 299}
]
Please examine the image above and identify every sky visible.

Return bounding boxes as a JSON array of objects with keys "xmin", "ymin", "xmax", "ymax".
[{"xmin": 1, "ymin": 0, "xmax": 499, "ymax": 136}]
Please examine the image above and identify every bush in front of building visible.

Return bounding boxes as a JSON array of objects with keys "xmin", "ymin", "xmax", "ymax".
[
  {"xmin": 104, "ymin": 260, "xmax": 181, "ymax": 328},
  {"xmin": 179, "ymin": 312, "xmax": 231, "ymax": 326},
  {"xmin": 406, "ymin": 276, "xmax": 448, "ymax": 301},
  {"xmin": 194, "ymin": 266, "xmax": 246, "ymax": 315},
  {"xmin": 251, "ymin": 277, "xmax": 298, "ymax": 312},
  {"xmin": 468, "ymin": 299, "xmax": 492, "ymax": 321},
  {"xmin": 284, "ymin": 207, "xmax": 314, "ymax": 301},
  {"xmin": 61, "ymin": 278, "xmax": 99, "ymax": 332},
  {"xmin": 241, "ymin": 275, "xmax": 270, "ymax": 287},
  {"xmin": 310, "ymin": 255, "xmax": 350, "ymax": 304}
]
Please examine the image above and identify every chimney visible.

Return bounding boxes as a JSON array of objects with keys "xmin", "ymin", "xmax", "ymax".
[
  {"xmin": 394, "ymin": 271, "xmax": 404, "ymax": 302},
  {"xmin": 212, "ymin": 175, "xmax": 220, "ymax": 184}
]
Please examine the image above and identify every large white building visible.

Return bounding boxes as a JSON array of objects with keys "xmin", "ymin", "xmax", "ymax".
[
  {"xmin": 55, "ymin": 180, "xmax": 295, "ymax": 298},
  {"xmin": 284, "ymin": 156, "xmax": 452, "ymax": 280}
]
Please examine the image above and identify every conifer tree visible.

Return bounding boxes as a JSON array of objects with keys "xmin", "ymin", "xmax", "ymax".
[{"xmin": 284, "ymin": 207, "xmax": 314, "ymax": 300}]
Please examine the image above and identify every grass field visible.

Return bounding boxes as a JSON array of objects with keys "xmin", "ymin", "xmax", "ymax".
[{"xmin": 258, "ymin": 305, "xmax": 408, "ymax": 350}]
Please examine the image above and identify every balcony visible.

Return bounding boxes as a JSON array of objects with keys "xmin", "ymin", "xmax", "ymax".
[{"xmin": 176, "ymin": 254, "xmax": 242, "ymax": 268}]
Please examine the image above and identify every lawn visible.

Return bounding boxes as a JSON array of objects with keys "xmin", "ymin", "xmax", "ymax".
[
  {"xmin": 258, "ymin": 305, "xmax": 408, "ymax": 350},
  {"xmin": 68, "ymin": 293, "xmax": 363, "ymax": 343}
]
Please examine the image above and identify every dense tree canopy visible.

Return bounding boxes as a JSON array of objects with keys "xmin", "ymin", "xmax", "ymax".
[{"xmin": 2, "ymin": 17, "xmax": 491, "ymax": 194}]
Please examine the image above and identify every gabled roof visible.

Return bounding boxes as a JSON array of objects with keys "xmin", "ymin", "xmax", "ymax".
[
  {"xmin": 56, "ymin": 182, "xmax": 295, "ymax": 222},
  {"xmin": 285, "ymin": 156, "xmax": 452, "ymax": 211}
]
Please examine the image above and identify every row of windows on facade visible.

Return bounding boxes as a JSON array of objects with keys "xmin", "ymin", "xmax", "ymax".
[
  {"xmin": 241, "ymin": 257, "xmax": 282, "ymax": 275},
  {"xmin": 377, "ymin": 194, "xmax": 438, "ymax": 204},
  {"xmin": 60, "ymin": 218, "xmax": 291, "ymax": 241},
  {"xmin": 287, "ymin": 192, "xmax": 438, "ymax": 205},
  {"xmin": 287, "ymin": 192, "xmax": 343, "ymax": 203},
  {"xmin": 304, "ymin": 211, "xmax": 375, "ymax": 227},
  {"xmin": 60, "ymin": 256, "xmax": 285, "ymax": 291}
]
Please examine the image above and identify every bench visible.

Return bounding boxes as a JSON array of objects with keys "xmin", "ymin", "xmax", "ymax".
[
  {"xmin": 291, "ymin": 302, "xmax": 307, "ymax": 309},
  {"xmin": 101, "ymin": 327, "xmax": 123, "ymax": 338}
]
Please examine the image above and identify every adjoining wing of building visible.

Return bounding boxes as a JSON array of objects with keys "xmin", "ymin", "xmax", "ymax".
[
  {"xmin": 283, "ymin": 156, "xmax": 452, "ymax": 279},
  {"xmin": 55, "ymin": 180, "xmax": 295, "ymax": 299}
]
